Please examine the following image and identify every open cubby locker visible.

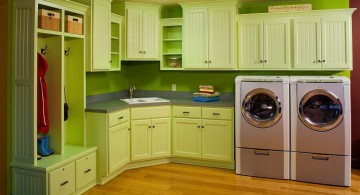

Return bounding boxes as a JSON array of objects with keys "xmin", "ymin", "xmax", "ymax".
[{"xmin": 64, "ymin": 36, "xmax": 85, "ymax": 146}]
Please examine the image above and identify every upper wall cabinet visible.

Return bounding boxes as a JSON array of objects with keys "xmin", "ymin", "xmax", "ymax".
[
  {"xmin": 237, "ymin": 18, "xmax": 290, "ymax": 70},
  {"xmin": 180, "ymin": 1, "xmax": 238, "ymax": 70},
  {"xmin": 113, "ymin": 2, "xmax": 161, "ymax": 60},
  {"xmin": 237, "ymin": 9, "xmax": 355, "ymax": 70},
  {"xmin": 294, "ymin": 14, "xmax": 352, "ymax": 70}
]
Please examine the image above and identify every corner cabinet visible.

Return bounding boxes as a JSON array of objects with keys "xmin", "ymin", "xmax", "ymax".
[
  {"xmin": 293, "ymin": 11, "xmax": 353, "ymax": 70},
  {"xmin": 130, "ymin": 106, "xmax": 171, "ymax": 161},
  {"xmin": 237, "ymin": 17, "xmax": 290, "ymax": 70},
  {"xmin": 12, "ymin": 0, "xmax": 97, "ymax": 194},
  {"xmin": 180, "ymin": 1, "xmax": 238, "ymax": 70},
  {"xmin": 172, "ymin": 106, "xmax": 234, "ymax": 162}
]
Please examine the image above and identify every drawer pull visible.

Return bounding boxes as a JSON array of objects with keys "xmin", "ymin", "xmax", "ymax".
[
  {"xmin": 60, "ymin": 181, "xmax": 69, "ymax": 186},
  {"xmin": 197, "ymin": 125, "xmax": 201, "ymax": 128},
  {"xmin": 149, "ymin": 126, "xmax": 152, "ymax": 128},
  {"xmin": 84, "ymin": 168, "xmax": 92, "ymax": 174},
  {"xmin": 212, "ymin": 113, "xmax": 220, "ymax": 116},
  {"xmin": 254, "ymin": 150, "xmax": 270, "ymax": 156},
  {"xmin": 183, "ymin": 111, "xmax": 190, "ymax": 114},
  {"xmin": 312, "ymin": 155, "xmax": 329, "ymax": 161},
  {"xmin": 152, "ymin": 125, "xmax": 155, "ymax": 128},
  {"xmin": 118, "ymin": 116, "xmax": 124, "ymax": 120}
]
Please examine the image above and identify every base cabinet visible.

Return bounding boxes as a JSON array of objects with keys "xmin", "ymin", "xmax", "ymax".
[
  {"xmin": 172, "ymin": 106, "xmax": 234, "ymax": 162},
  {"xmin": 49, "ymin": 163, "xmax": 76, "ymax": 195},
  {"xmin": 131, "ymin": 106, "xmax": 171, "ymax": 161}
]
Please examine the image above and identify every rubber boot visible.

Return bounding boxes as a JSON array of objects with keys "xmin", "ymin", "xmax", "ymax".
[
  {"xmin": 44, "ymin": 135, "xmax": 54, "ymax": 155},
  {"xmin": 37, "ymin": 137, "xmax": 50, "ymax": 156}
]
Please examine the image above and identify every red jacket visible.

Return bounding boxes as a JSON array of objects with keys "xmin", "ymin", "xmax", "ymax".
[{"xmin": 37, "ymin": 53, "xmax": 49, "ymax": 134}]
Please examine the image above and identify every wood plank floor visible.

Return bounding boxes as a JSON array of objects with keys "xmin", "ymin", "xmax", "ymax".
[{"xmin": 84, "ymin": 163, "xmax": 360, "ymax": 195}]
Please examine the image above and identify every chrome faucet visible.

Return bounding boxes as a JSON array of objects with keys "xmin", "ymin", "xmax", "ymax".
[{"xmin": 129, "ymin": 85, "xmax": 136, "ymax": 99}]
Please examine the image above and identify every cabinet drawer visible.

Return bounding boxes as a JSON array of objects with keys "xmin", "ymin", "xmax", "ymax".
[
  {"xmin": 131, "ymin": 106, "xmax": 170, "ymax": 120},
  {"xmin": 76, "ymin": 153, "xmax": 96, "ymax": 190},
  {"xmin": 202, "ymin": 107, "xmax": 233, "ymax": 120},
  {"xmin": 172, "ymin": 106, "xmax": 201, "ymax": 118},
  {"xmin": 108, "ymin": 109, "xmax": 130, "ymax": 127},
  {"xmin": 49, "ymin": 162, "xmax": 75, "ymax": 195}
]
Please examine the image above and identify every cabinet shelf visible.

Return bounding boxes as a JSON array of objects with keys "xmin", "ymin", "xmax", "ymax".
[
  {"xmin": 111, "ymin": 36, "xmax": 119, "ymax": 40},
  {"xmin": 163, "ymin": 53, "xmax": 182, "ymax": 55},
  {"xmin": 38, "ymin": 29, "xmax": 63, "ymax": 37},
  {"xmin": 64, "ymin": 32, "xmax": 85, "ymax": 39},
  {"xmin": 163, "ymin": 39, "xmax": 182, "ymax": 42},
  {"xmin": 111, "ymin": 51, "xmax": 119, "ymax": 55}
]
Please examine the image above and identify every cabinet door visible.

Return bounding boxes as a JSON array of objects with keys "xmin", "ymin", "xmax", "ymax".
[
  {"xmin": 151, "ymin": 118, "xmax": 171, "ymax": 158},
  {"xmin": 293, "ymin": 17, "xmax": 321, "ymax": 69},
  {"xmin": 183, "ymin": 8, "xmax": 208, "ymax": 69},
  {"xmin": 131, "ymin": 119, "xmax": 152, "ymax": 161},
  {"xmin": 172, "ymin": 118, "xmax": 202, "ymax": 158},
  {"xmin": 202, "ymin": 119, "xmax": 233, "ymax": 162},
  {"xmin": 126, "ymin": 9, "xmax": 143, "ymax": 59},
  {"xmin": 142, "ymin": 9, "xmax": 159, "ymax": 59},
  {"xmin": 108, "ymin": 121, "xmax": 130, "ymax": 174},
  {"xmin": 92, "ymin": 0, "xmax": 111, "ymax": 70},
  {"xmin": 49, "ymin": 163, "xmax": 75, "ymax": 195},
  {"xmin": 208, "ymin": 7, "xmax": 235, "ymax": 69},
  {"xmin": 237, "ymin": 19, "xmax": 263, "ymax": 69},
  {"xmin": 321, "ymin": 16, "xmax": 351, "ymax": 69},
  {"xmin": 263, "ymin": 18, "xmax": 290, "ymax": 69}
]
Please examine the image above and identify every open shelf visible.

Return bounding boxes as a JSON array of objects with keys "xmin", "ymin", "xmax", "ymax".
[{"xmin": 161, "ymin": 18, "xmax": 183, "ymax": 70}]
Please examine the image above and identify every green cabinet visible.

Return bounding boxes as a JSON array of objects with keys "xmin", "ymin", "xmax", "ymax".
[
  {"xmin": 294, "ymin": 14, "xmax": 352, "ymax": 70},
  {"xmin": 86, "ymin": 109, "xmax": 130, "ymax": 183},
  {"xmin": 110, "ymin": 13, "xmax": 123, "ymax": 71},
  {"xmin": 181, "ymin": 1, "xmax": 237, "ymax": 70},
  {"xmin": 117, "ymin": 2, "xmax": 161, "ymax": 60},
  {"xmin": 237, "ymin": 17, "xmax": 290, "ymax": 70},
  {"xmin": 172, "ymin": 106, "xmax": 234, "ymax": 162},
  {"xmin": 131, "ymin": 106, "xmax": 171, "ymax": 161}
]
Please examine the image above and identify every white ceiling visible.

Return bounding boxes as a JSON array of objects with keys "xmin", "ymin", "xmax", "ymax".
[{"xmin": 113, "ymin": 0, "xmax": 300, "ymax": 6}]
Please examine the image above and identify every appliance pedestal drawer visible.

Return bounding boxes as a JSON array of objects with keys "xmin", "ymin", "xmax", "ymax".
[
  {"xmin": 291, "ymin": 152, "xmax": 351, "ymax": 186},
  {"xmin": 236, "ymin": 148, "xmax": 289, "ymax": 179}
]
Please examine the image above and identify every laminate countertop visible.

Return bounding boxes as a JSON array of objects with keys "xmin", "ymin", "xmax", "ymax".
[{"xmin": 85, "ymin": 97, "xmax": 235, "ymax": 113}]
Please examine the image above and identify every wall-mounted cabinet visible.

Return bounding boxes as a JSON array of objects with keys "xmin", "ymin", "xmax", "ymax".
[
  {"xmin": 294, "ymin": 15, "xmax": 352, "ymax": 70},
  {"xmin": 237, "ymin": 9, "xmax": 355, "ymax": 70},
  {"xmin": 113, "ymin": 2, "xmax": 161, "ymax": 61},
  {"xmin": 161, "ymin": 18, "xmax": 183, "ymax": 70},
  {"xmin": 110, "ymin": 13, "xmax": 123, "ymax": 71},
  {"xmin": 237, "ymin": 18, "xmax": 290, "ymax": 70},
  {"xmin": 12, "ymin": 0, "xmax": 97, "ymax": 194},
  {"xmin": 180, "ymin": 1, "xmax": 238, "ymax": 70}
]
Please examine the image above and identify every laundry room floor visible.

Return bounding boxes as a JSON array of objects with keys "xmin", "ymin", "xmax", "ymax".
[{"xmin": 84, "ymin": 163, "xmax": 360, "ymax": 195}]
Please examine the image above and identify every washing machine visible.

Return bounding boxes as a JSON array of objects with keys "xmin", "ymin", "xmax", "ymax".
[
  {"xmin": 290, "ymin": 76, "xmax": 351, "ymax": 186},
  {"xmin": 235, "ymin": 76, "xmax": 290, "ymax": 179}
]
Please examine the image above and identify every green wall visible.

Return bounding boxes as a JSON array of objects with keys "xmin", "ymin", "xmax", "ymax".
[{"xmin": 86, "ymin": 0, "xmax": 350, "ymax": 95}]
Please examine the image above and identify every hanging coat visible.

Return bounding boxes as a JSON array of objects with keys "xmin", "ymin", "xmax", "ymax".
[{"xmin": 37, "ymin": 53, "xmax": 50, "ymax": 134}]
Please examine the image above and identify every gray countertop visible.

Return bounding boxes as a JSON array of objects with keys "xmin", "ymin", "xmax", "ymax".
[{"xmin": 86, "ymin": 97, "xmax": 235, "ymax": 113}]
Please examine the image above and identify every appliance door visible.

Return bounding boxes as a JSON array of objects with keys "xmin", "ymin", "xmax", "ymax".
[
  {"xmin": 299, "ymin": 89, "xmax": 343, "ymax": 131},
  {"xmin": 242, "ymin": 88, "xmax": 282, "ymax": 128}
]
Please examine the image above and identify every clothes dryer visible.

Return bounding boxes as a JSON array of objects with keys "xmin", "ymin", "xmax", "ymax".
[
  {"xmin": 235, "ymin": 76, "xmax": 290, "ymax": 179},
  {"xmin": 290, "ymin": 76, "xmax": 351, "ymax": 186}
]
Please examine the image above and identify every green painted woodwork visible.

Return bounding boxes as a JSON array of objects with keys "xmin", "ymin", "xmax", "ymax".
[
  {"xmin": 131, "ymin": 119, "xmax": 153, "ymax": 161},
  {"xmin": 109, "ymin": 121, "xmax": 130, "ymax": 174},
  {"xmin": 151, "ymin": 118, "xmax": 171, "ymax": 158},
  {"xmin": 86, "ymin": 0, "xmax": 350, "ymax": 95}
]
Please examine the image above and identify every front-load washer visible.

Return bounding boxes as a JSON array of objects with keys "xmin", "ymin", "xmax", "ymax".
[
  {"xmin": 290, "ymin": 76, "xmax": 351, "ymax": 186},
  {"xmin": 235, "ymin": 76, "xmax": 290, "ymax": 179}
]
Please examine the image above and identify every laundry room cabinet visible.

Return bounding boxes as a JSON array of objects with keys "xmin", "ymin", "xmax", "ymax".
[
  {"xmin": 130, "ymin": 106, "xmax": 171, "ymax": 161},
  {"xmin": 180, "ymin": 1, "xmax": 238, "ymax": 70},
  {"xmin": 86, "ymin": 109, "xmax": 130, "ymax": 184},
  {"xmin": 172, "ymin": 106, "xmax": 234, "ymax": 162},
  {"xmin": 237, "ymin": 17, "xmax": 290, "ymax": 70},
  {"xmin": 12, "ymin": 0, "xmax": 97, "ymax": 194},
  {"xmin": 113, "ymin": 2, "xmax": 161, "ymax": 60},
  {"xmin": 293, "ymin": 12, "xmax": 353, "ymax": 70}
]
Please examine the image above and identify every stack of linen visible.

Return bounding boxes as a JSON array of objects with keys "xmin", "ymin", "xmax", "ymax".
[{"xmin": 192, "ymin": 85, "xmax": 220, "ymax": 102}]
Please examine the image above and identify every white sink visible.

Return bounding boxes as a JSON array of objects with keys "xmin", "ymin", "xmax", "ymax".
[{"xmin": 120, "ymin": 97, "xmax": 170, "ymax": 104}]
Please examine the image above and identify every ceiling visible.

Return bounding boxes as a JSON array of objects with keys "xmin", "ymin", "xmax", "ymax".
[{"xmin": 113, "ymin": 0, "xmax": 300, "ymax": 6}]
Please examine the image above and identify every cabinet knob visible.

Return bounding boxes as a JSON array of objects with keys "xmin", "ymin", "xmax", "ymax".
[
  {"xmin": 139, "ymin": 51, "xmax": 142, "ymax": 54},
  {"xmin": 264, "ymin": 60, "xmax": 267, "ymax": 63},
  {"xmin": 260, "ymin": 60, "xmax": 263, "ymax": 63},
  {"xmin": 322, "ymin": 60, "xmax": 325, "ymax": 62},
  {"xmin": 128, "ymin": 128, "xmax": 131, "ymax": 131},
  {"xmin": 318, "ymin": 60, "xmax": 321, "ymax": 63},
  {"xmin": 109, "ymin": 60, "xmax": 112, "ymax": 63},
  {"xmin": 197, "ymin": 125, "xmax": 201, "ymax": 128},
  {"xmin": 209, "ymin": 60, "xmax": 211, "ymax": 63},
  {"xmin": 152, "ymin": 125, "xmax": 155, "ymax": 128},
  {"xmin": 202, "ymin": 125, "xmax": 204, "ymax": 128},
  {"xmin": 148, "ymin": 126, "xmax": 152, "ymax": 128},
  {"xmin": 205, "ymin": 60, "xmax": 208, "ymax": 63},
  {"xmin": 143, "ymin": 51, "xmax": 146, "ymax": 54}
]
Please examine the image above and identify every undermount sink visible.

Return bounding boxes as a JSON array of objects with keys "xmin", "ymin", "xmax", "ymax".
[{"xmin": 120, "ymin": 97, "xmax": 170, "ymax": 104}]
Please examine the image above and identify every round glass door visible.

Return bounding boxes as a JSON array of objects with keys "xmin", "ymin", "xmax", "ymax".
[
  {"xmin": 242, "ymin": 88, "xmax": 282, "ymax": 128},
  {"xmin": 299, "ymin": 89, "xmax": 343, "ymax": 131}
]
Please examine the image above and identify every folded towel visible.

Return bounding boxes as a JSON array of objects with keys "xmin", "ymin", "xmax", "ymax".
[
  {"xmin": 193, "ymin": 92, "xmax": 220, "ymax": 98},
  {"xmin": 198, "ymin": 85, "xmax": 214, "ymax": 93},
  {"xmin": 192, "ymin": 96, "xmax": 220, "ymax": 102}
]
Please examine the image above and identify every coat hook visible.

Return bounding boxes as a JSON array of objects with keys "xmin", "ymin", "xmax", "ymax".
[
  {"xmin": 41, "ymin": 45, "xmax": 47, "ymax": 55},
  {"xmin": 64, "ymin": 47, "xmax": 71, "ymax": 56}
]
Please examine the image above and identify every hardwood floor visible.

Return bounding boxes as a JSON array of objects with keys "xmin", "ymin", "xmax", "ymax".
[{"xmin": 84, "ymin": 163, "xmax": 360, "ymax": 195}]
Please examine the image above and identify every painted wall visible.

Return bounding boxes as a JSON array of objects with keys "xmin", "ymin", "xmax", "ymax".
[
  {"xmin": 86, "ymin": 0, "xmax": 350, "ymax": 95},
  {"xmin": 350, "ymin": 0, "xmax": 360, "ymax": 161}
]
